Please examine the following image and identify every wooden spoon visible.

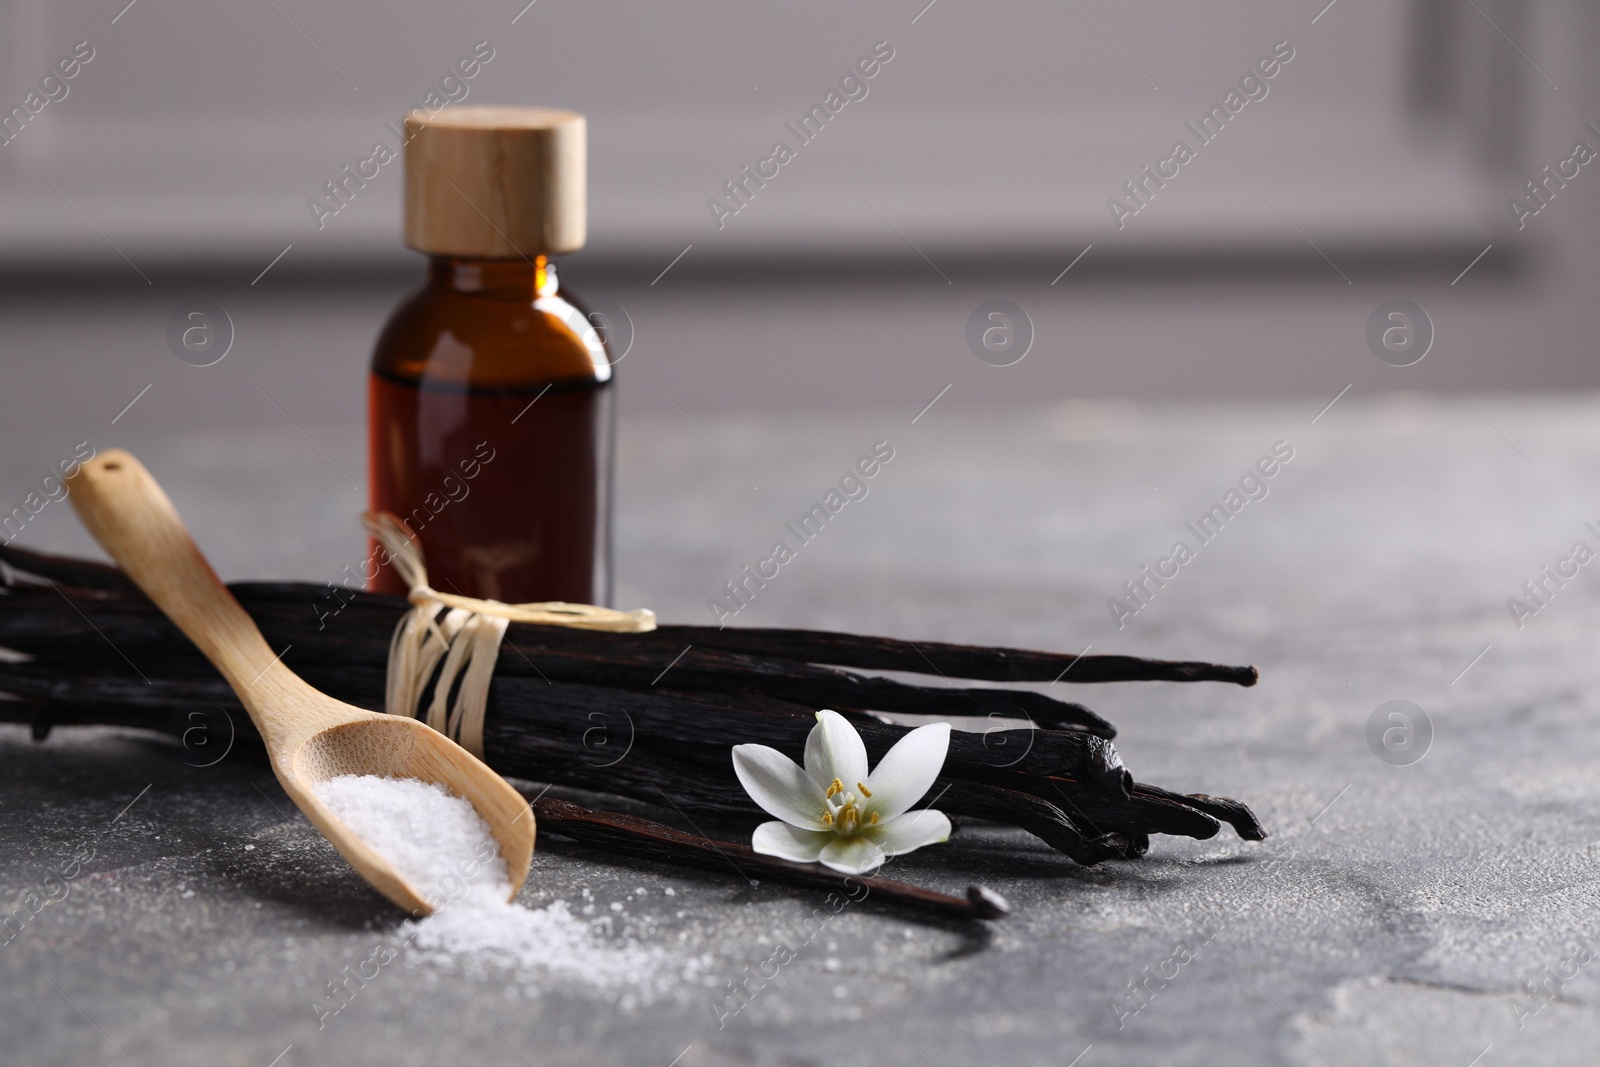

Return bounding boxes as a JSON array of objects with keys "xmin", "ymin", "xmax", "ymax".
[{"xmin": 66, "ymin": 449, "xmax": 534, "ymax": 915}]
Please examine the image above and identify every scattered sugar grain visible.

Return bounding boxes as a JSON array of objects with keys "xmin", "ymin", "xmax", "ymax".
[
  {"xmin": 311, "ymin": 774, "xmax": 705, "ymax": 1003},
  {"xmin": 403, "ymin": 883, "xmax": 690, "ymax": 998}
]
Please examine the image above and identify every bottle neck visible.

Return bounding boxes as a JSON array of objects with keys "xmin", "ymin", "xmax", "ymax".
[{"xmin": 426, "ymin": 254, "xmax": 559, "ymax": 299}]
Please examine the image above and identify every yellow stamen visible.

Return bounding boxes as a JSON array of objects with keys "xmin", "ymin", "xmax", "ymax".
[
  {"xmin": 857, "ymin": 781, "xmax": 872, "ymax": 797},
  {"xmin": 821, "ymin": 810, "xmax": 834, "ymax": 827},
  {"xmin": 826, "ymin": 778, "xmax": 844, "ymax": 798},
  {"xmin": 869, "ymin": 811, "xmax": 879, "ymax": 825}
]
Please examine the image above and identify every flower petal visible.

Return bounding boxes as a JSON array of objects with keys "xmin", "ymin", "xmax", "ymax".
[
  {"xmin": 867, "ymin": 808, "xmax": 951, "ymax": 858},
  {"xmin": 863, "ymin": 722, "xmax": 951, "ymax": 820},
  {"xmin": 751, "ymin": 821, "xmax": 833, "ymax": 864},
  {"xmin": 732, "ymin": 743, "xmax": 827, "ymax": 827},
  {"xmin": 803, "ymin": 709, "xmax": 869, "ymax": 790},
  {"xmin": 818, "ymin": 835, "xmax": 887, "ymax": 875}
]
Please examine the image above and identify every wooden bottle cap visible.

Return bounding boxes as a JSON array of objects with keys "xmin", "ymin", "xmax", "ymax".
[{"xmin": 403, "ymin": 106, "xmax": 586, "ymax": 258}]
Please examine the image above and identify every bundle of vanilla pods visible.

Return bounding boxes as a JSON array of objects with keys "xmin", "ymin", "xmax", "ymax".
[{"xmin": 0, "ymin": 544, "xmax": 1265, "ymax": 920}]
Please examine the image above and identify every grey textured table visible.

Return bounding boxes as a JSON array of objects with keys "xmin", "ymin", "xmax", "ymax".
[{"xmin": 4, "ymin": 397, "xmax": 1600, "ymax": 1067}]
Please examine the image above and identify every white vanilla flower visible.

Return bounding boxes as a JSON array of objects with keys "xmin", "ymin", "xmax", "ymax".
[{"xmin": 732, "ymin": 709, "xmax": 952, "ymax": 875}]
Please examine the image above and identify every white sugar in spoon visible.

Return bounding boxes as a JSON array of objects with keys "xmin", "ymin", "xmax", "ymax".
[{"xmin": 67, "ymin": 449, "xmax": 534, "ymax": 915}]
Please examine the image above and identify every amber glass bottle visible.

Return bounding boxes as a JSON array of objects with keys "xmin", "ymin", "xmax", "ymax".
[{"xmin": 368, "ymin": 107, "xmax": 612, "ymax": 604}]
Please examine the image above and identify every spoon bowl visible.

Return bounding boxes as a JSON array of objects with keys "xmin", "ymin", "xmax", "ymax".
[
  {"xmin": 284, "ymin": 715, "xmax": 536, "ymax": 913},
  {"xmin": 66, "ymin": 449, "xmax": 534, "ymax": 915}
]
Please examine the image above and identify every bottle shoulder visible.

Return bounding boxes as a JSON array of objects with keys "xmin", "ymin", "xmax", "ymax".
[{"xmin": 371, "ymin": 282, "xmax": 611, "ymax": 390}]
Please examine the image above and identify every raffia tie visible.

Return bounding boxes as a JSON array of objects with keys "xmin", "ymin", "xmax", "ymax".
[{"xmin": 362, "ymin": 511, "xmax": 656, "ymax": 758}]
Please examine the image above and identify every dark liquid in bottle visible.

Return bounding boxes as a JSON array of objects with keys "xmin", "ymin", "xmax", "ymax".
[
  {"xmin": 368, "ymin": 374, "xmax": 612, "ymax": 603},
  {"xmin": 367, "ymin": 256, "xmax": 613, "ymax": 604}
]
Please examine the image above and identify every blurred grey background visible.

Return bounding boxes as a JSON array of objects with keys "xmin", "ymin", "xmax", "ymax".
[{"xmin": 1, "ymin": 0, "xmax": 1597, "ymax": 580}]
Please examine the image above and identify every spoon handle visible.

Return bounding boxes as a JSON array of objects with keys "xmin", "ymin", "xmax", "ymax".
[{"xmin": 65, "ymin": 450, "xmax": 312, "ymax": 737}]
